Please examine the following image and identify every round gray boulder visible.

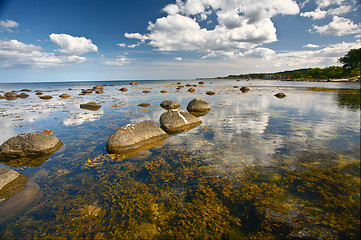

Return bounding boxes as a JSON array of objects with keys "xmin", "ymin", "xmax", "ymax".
[
  {"xmin": 106, "ymin": 120, "xmax": 168, "ymax": 154},
  {"xmin": 160, "ymin": 110, "xmax": 202, "ymax": 134},
  {"xmin": 186, "ymin": 98, "xmax": 210, "ymax": 117},
  {"xmin": 0, "ymin": 132, "xmax": 63, "ymax": 161}
]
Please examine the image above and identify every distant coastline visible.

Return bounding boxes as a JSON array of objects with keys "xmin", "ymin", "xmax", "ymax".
[{"xmin": 195, "ymin": 77, "xmax": 360, "ymax": 83}]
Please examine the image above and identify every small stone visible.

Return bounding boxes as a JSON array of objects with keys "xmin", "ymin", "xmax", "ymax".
[
  {"xmin": 205, "ymin": 91, "xmax": 215, "ymax": 95},
  {"xmin": 188, "ymin": 88, "xmax": 195, "ymax": 93},
  {"xmin": 240, "ymin": 87, "xmax": 250, "ymax": 93},
  {"xmin": 160, "ymin": 90, "xmax": 167, "ymax": 93},
  {"xmin": 18, "ymin": 93, "xmax": 29, "ymax": 99},
  {"xmin": 4, "ymin": 92, "xmax": 18, "ymax": 100},
  {"xmin": 119, "ymin": 88, "xmax": 128, "ymax": 92},
  {"xmin": 59, "ymin": 94, "xmax": 71, "ymax": 98},
  {"xmin": 39, "ymin": 95, "xmax": 53, "ymax": 100},
  {"xmin": 138, "ymin": 103, "xmax": 151, "ymax": 107},
  {"xmin": 130, "ymin": 81, "xmax": 139, "ymax": 85},
  {"xmin": 143, "ymin": 90, "xmax": 150, "ymax": 93},
  {"xmin": 274, "ymin": 93, "xmax": 286, "ymax": 98},
  {"xmin": 160, "ymin": 100, "xmax": 181, "ymax": 110},
  {"xmin": 80, "ymin": 102, "xmax": 101, "ymax": 111}
]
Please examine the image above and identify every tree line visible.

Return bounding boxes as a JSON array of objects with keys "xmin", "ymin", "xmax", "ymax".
[{"xmin": 223, "ymin": 48, "xmax": 360, "ymax": 80}]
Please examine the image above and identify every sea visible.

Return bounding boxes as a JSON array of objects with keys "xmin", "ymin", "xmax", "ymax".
[{"xmin": 0, "ymin": 79, "xmax": 360, "ymax": 239}]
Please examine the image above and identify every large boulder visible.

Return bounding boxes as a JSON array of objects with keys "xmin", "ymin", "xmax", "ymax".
[
  {"xmin": 160, "ymin": 110, "xmax": 202, "ymax": 134},
  {"xmin": 0, "ymin": 131, "xmax": 63, "ymax": 162},
  {"xmin": 106, "ymin": 121, "xmax": 168, "ymax": 154},
  {"xmin": 0, "ymin": 167, "xmax": 28, "ymax": 203},
  {"xmin": 186, "ymin": 98, "xmax": 210, "ymax": 117}
]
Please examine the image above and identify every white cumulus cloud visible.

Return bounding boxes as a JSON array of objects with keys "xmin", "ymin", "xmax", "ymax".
[
  {"xmin": 303, "ymin": 43, "xmax": 320, "ymax": 48},
  {"xmin": 0, "ymin": 19, "xmax": 19, "ymax": 32},
  {"xmin": 102, "ymin": 56, "xmax": 131, "ymax": 66},
  {"xmin": 313, "ymin": 16, "xmax": 361, "ymax": 36},
  {"xmin": 0, "ymin": 39, "xmax": 85, "ymax": 68},
  {"xmin": 50, "ymin": 33, "xmax": 98, "ymax": 55},
  {"xmin": 125, "ymin": 0, "xmax": 300, "ymax": 58}
]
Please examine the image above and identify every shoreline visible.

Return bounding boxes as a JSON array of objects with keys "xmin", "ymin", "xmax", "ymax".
[{"xmin": 195, "ymin": 77, "xmax": 360, "ymax": 83}]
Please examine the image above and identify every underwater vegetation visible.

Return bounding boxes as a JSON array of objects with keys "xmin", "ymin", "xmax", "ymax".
[{"xmin": 0, "ymin": 148, "xmax": 359, "ymax": 239}]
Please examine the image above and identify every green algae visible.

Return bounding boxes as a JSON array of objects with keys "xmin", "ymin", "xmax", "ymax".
[{"xmin": 1, "ymin": 148, "xmax": 359, "ymax": 239}]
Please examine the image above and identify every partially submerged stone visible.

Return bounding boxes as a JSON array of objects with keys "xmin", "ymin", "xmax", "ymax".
[
  {"xmin": 59, "ymin": 93, "xmax": 71, "ymax": 98},
  {"xmin": 106, "ymin": 120, "xmax": 168, "ymax": 154},
  {"xmin": 4, "ymin": 92, "xmax": 18, "ymax": 100},
  {"xmin": 206, "ymin": 91, "xmax": 215, "ymax": 95},
  {"xmin": 186, "ymin": 98, "xmax": 210, "ymax": 117},
  {"xmin": 39, "ymin": 95, "xmax": 53, "ymax": 100},
  {"xmin": 240, "ymin": 87, "xmax": 250, "ymax": 93},
  {"xmin": 0, "ymin": 132, "xmax": 63, "ymax": 164},
  {"xmin": 275, "ymin": 93, "xmax": 286, "ymax": 98},
  {"xmin": 130, "ymin": 81, "xmax": 139, "ymax": 85},
  {"xmin": 80, "ymin": 102, "xmax": 101, "ymax": 111},
  {"xmin": 119, "ymin": 88, "xmax": 128, "ymax": 92},
  {"xmin": 138, "ymin": 103, "xmax": 151, "ymax": 107},
  {"xmin": 160, "ymin": 110, "xmax": 202, "ymax": 134},
  {"xmin": 0, "ymin": 167, "xmax": 28, "ymax": 203},
  {"xmin": 18, "ymin": 93, "xmax": 29, "ymax": 99},
  {"xmin": 160, "ymin": 100, "xmax": 181, "ymax": 110}
]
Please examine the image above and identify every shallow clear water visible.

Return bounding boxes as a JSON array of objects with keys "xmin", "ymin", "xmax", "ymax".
[{"xmin": 0, "ymin": 79, "xmax": 360, "ymax": 239}]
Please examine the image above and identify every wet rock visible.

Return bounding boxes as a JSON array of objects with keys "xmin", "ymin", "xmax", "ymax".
[
  {"xmin": 0, "ymin": 167, "xmax": 28, "ymax": 203},
  {"xmin": 138, "ymin": 103, "xmax": 151, "ymax": 107},
  {"xmin": 81, "ymin": 89, "xmax": 93, "ymax": 94},
  {"xmin": 0, "ymin": 132, "xmax": 63, "ymax": 161},
  {"xmin": 95, "ymin": 90, "xmax": 104, "ymax": 94},
  {"xmin": 160, "ymin": 110, "xmax": 202, "ymax": 134},
  {"xmin": 160, "ymin": 100, "xmax": 181, "ymax": 110},
  {"xmin": 198, "ymin": 81, "xmax": 205, "ymax": 84},
  {"xmin": 92, "ymin": 85, "xmax": 103, "ymax": 91},
  {"xmin": 35, "ymin": 92, "xmax": 43, "ymax": 95},
  {"xmin": 177, "ymin": 82, "xmax": 182, "ymax": 85},
  {"xmin": 130, "ymin": 81, "xmax": 139, "ymax": 85},
  {"xmin": 4, "ymin": 92, "xmax": 18, "ymax": 100},
  {"xmin": 206, "ymin": 91, "xmax": 215, "ymax": 95},
  {"xmin": 186, "ymin": 83, "xmax": 192, "ymax": 87},
  {"xmin": 0, "ymin": 95, "xmax": 4, "ymax": 99},
  {"xmin": 80, "ymin": 102, "xmax": 101, "ymax": 111},
  {"xmin": 39, "ymin": 95, "xmax": 53, "ymax": 100},
  {"xmin": 20, "ymin": 89, "xmax": 32, "ymax": 92},
  {"xmin": 59, "ymin": 93, "xmax": 71, "ymax": 98},
  {"xmin": 160, "ymin": 90, "xmax": 167, "ymax": 93},
  {"xmin": 143, "ymin": 90, "xmax": 150, "ymax": 93},
  {"xmin": 119, "ymin": 88, "xmax": 128, "ymax": 92},
  {"xmin": 187, "ymin": 98, "xmax": 210, "ymax": 117},
  {"xmin": 240, "ymin": 87, "xmax": 250, "ymax": 93},
  {"xmin": 275, "ymin": 93, "xmax": 286, "ymax": 98},
  {"xmin": 18, "ymin": 93, "xmax": 29, "ymax": 99},
  {"xmin": 106, "ymin": 120, "xmax": 168, "ymax": 154},
  {"xmin": 188, "ymin": 88, "xmax": 195, "ymax": 93}
]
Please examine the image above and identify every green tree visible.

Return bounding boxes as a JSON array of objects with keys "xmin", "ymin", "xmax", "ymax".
[
  {"xmin": 323, "ymin": 66, "xmax": 344, "ymax": 79},
  {"xmin": 291, "ymin": 71, "xmax": 304, "ymax": 79},
  {"xmin": 338, "ymin": 48, "xmax": 361, "ymax": 75},
  {"xmin": 306, "ymin": 68, "xmax": 327, "ymax": 78}
]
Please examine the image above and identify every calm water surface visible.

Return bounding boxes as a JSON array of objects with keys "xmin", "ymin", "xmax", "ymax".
[{"xmin": 0, "ymin": 80, "xmax": 360, "ymax": 239}]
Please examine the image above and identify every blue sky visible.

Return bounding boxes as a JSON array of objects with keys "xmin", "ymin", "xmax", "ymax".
[{"xmin": 0, "ymin": 0, "xmax": 360, "ymax": 82}]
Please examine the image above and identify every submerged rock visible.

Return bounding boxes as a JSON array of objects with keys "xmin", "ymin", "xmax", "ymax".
[
  {"xmin": 0, "ymin": 131, "xmax": 63, "ymax": 161},
  {"xmin": 275, "ymin": 93, "xmax": 286, "ymax": 98},
  {"xmin": 159, "ymin": 110, "xmax": 202, "ymax": 134},
  {"xmin": 4, "ymin": 92, "xmax": 18, "ymax": 100},
  {"xmin": 186, "ymin": 98, "xmax": 210, "ymax": 117},
  {"xmin": 106, "ymin": 120, "xmax": 168, "ymax": 154},
  {"xmin": 160, "ymin": 100, "xmax": 181, "ymax": 110},
  {"xmin": 80, "ymin": 102, "xmax": 101, "ymax": 111},
  {"xmin": 0, "ymin": 167, "xmax": 28, "ymax": 203}
]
